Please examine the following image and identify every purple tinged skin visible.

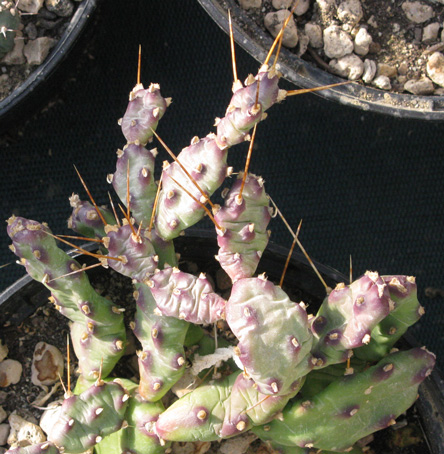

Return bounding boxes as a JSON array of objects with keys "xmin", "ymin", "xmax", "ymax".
[
  {"xmin": 146, "ymin": 266, "xmax": 226, "ymax": 324},
  {"xmin": 226, "ymin": 277, "xmax": 313, "ymax": 395},
  {"xmin": 4, "ymin": 443, "xmax": 60, "ymax": 454}
]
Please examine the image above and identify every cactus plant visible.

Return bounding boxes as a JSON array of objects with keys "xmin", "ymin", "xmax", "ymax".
[
  {"xmin": 0, "ymin": 2, "xmax": 19, "ymax": 59},
  {"xmin": 3, "ymin": 18, "xmax": 438, "ymax": 454}
]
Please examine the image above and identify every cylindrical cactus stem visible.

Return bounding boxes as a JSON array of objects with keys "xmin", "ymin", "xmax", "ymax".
[
  {"xmin": 154, "ymin": 134, "xmax": 229, "ymax": 240},
  {"xmin": 155, "ymin": 370, "xmax": 304, "ymax": 442},
  {"xmin": 7, "ymin": 216, "xmax": 126, "ymax": 379},
  {"xmin": 0, "ymin": 4, "xmax": 20, "ymax": 59},
  {"xmin": 119, "ymin": 82, "xmax": 170, "ymax": 145},
  {"xmin": 252, "ymin": 347, "xmax": 436, "ymax": 452},
  {"xmin": 108, "ymin": 142, "xmax": 158, "ymax": 227},
  {"xmin": 214, "ymin": 172, "xmax": 272, "ymax": 282},
  {"xmin": 102, "ymin": 222, "xmax": 158, "ymax": 282},
  {"xmin": 310, "ymin": 271, "xmax": 392, "ymax": 369},
  {"xmin": 355, "ymin": 275, "xmax": 424, "ymax": 361},
  {"xmin": 48, "ymin": 379, "xmax": 130, "ymax": 453},
  {"xmin": 133, "ymin": 282, "xmax": 189, "ymax": 401},
  {"xmin": 216, "ymin": 65, "xmax": 286, "ymax": 149},
  {"xmin": 145, "ymin": 265, "xmax": 226, "ymax": 324},
  {"xmin": 5, "ymin": 442, "xmax": 60, "ymax": 454},
  {"xmin": 226, "ymin": 276, "xmax": 314, "ymax": 396},
  {"xmin": 68, "ymin": 194, "xmax": 116, "ymax": 239}
]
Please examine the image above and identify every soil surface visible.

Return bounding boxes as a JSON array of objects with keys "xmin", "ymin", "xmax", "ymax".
[{"xmin": 238, "ymin": 0, "xmax": 444, "ymax": 95}]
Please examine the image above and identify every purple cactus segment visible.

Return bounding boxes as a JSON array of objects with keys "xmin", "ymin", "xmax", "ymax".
[
  {"xmin": 48, "ymin": 381, "xmax": 129, "ymax": 453},
  {"xmin": 133, "ymin": 283, "xmax": 189, "ymax": 402},
  {"xmin": 214, "ymin": 173, "xmax": 272, "ymax": 282},
  {"xmin": 120, "ymin": 83, "xmax": 169, "ymax": 145},
  {"xmin": 155, "ymin": 135, "xmax": 228, "ymax": 240},
  {"xmin": 226, "ymin": 277, "xmax": 313, "ymax": 395},
  {"xmin": 110, "ymin": 143, "xmax": 158, "ymax": 226},
  {"xmin": 252, "ymin": 348, "xmax": 435, "ymax": 451},
  {"xmin": 4, "ymin": 442, "xmax": 61, "ymax": 454},
  {"xmin": 310, "ymin": 272, "xmax": 392, "ymax": 368},
  {"xmin": 103, "ymin": 223, "xmax": 157, "ymax": 281},
  {"xmin": 147, "ymin": 266, "xmax": 226, "ymax": 324}
]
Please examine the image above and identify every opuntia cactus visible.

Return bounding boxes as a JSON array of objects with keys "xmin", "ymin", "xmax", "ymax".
[{"xmin": 0, "ymin": 3, "xmax": 20, "ymax": 59}]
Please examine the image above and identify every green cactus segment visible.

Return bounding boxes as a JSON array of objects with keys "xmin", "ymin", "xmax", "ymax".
[
  {"xmin": 226, "ymin": 277, "xmax": 313, "ymax": 396},
  {"xmin": 252, "ymin": 347, "xmax": 436, "ymax": 451},
  {"xmin": 355, "ymin": 275, "xmax": 424, "ymax": 361},
  {"xmin": 0, "ymin": 5, "xmax": 20, "ymax": 59},
  {"xmin": 216, "ymin": 66, "xmax": 284, "ymax": 148},
  {"xmin": 214, "ymin": 172, "xmax": 271, "ymax": 282},
  {"xmin": 110, "ymin": 143, "xmax": 158, "ymax": 226},
  {"xmin": 133, "ymin": 282, "xmax": 189, "ymax": 401},
  {"xmin": 67, "ymin": 194, "xmax": 116, "ymax": 239},
  {"xmin": 155, "ymin": 370, "xmax": 303, "ymax": 442},
  {"xmin": 48, "ymin": 380, "xmax": 130, "ymax": 453},
  {"xmin": 7, "ymin": 216, "xmax": 126, "ymax": 379},
  {"xmin": 154, "ymin": 135, "xmax": 228, "ymax": 240},
  {"xmin": 4, "ymin": 442, "xmax": 60, "ymax": 454},
  {"xmin": 103, "ymin": 223, "xmax": 158, "ymax": 281},
  {"xmin": 120, "ymin": 83, "xmax": 170, "ymax": 145},
  {"xmin": 146, "ymin": 265, "xmax": 226, "ymax": 324},
  {"xmin": 310, "ymin": 271, "xmax": 392, "ymax": 369},
  {"xmin": 267, "ymin": 441, "xmax": 364, "ymax": 454}
]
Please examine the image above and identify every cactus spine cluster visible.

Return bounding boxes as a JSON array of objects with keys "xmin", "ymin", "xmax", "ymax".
[{"xmin": 5, "ymin": 22, "xmax": 436, "ymax": 454}]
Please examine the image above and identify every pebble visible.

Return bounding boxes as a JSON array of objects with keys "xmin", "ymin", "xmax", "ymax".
[
  {"xmin": 316, "ymin": 0, "xmax": 336, "ymax": 14},
  {"xmin": 422, "ymin": 22, "xmax": 440, "ymax": 42},
  {"xmin": 354, "ymin": 27, "xmax": 372, "ymax": 56},
  {"xmin": 372, "ymin": 75, "xmax": 392, "ymax": 90},
  {"xmin": 297, "ymin": 30, "xmax": 309, "ymax": 56},
  {"xmin": 404, "ymin": 77, "xmax": 435, "ymax": 94},
  {"xmin": 272, "ymin": 0, "xmax": 309, "ymax": 15},
  {"xmin": 0, "ymin": 424, "xmax": 9, "ymax": 446},
  {"xmin": 24, "ymin": 22, "xmax": 38, "ymax": 40},
  {"xmin": 7, "ymin": 414, "xmax": 46, "ymax": 447},
  {"xmin": 305, "ymin": 23, "xmax": 323, "ymax": 48},
  {"xmin": 401, "ymin": 1, "xmax": 434, "ymax": 24},
  {"xmin": 238, "ymin": 0, "xmax": 262, "ymax": 9},
  {"xmin": 24, "ymin": 37, "xmax": 57, "ymax": 65},
  {"xmin": 39, "ymin": 401, "xmax": 62, "ymax": 437},
  {"xmin": 2, "ymin": 35, "xmax": 26, "ymax": 66},
  {"xmin": 264, "ymin": 10, "xmax": 298, "ymax": 48},
  {"xmin": 0, "ymin": 408, "xmax": 6, "ymax": 424},
  {"xmin": 398, "ymin": 61, "xmax": 409, "ymax": 75},
  {"xmin": 377, "ymin": 63, "xmax": 398, "ymax": 78},
  {"xmin": 17, "ymin": 0, "xmax": 44, "ymax": 14},
  {"xmin": 337, "ymin": 0, "xmax": 363, "ymax": 24},
  {"xmin": 362, "ymin": 60, "xmax": 377, "ymax": 83},
  {"xmin": 323, "ymin": 25, "xmax": 354, "ymax": 58},
  {"xmin": 0, "ymin": 360, "xmax": 22, "ymax": 387},
  {"xmin": 45, "ymin": 0, "xmax": 74, "ymax": 17},
  {"xmin": 329, "ymin": 53, "xmax": 364, "ymax": 79},
  {"xmin": 31, "ymin": 342, "xmax": 64, "ymax": 387},
  {"xmin": 220, "ymin": 432, "xmax": 258, "ymax": 454},
  {"xmin": 37, "ymin": 7, "xmax": 58, "ymax": 20},
  {"xmin": 0, "ymin": 343, "xmax": 7, "ymax": 363},
  {"xmin": 426, "ymin": 51, "xmax": 444, "ymax": 86}
]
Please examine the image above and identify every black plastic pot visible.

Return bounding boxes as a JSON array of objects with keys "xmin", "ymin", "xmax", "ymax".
[
  {"xmin": 197, "ymin": 0, "xmax": 444, "ymax": 120},
  {"xmin": 0, "ymin": 232, "xmax": 443, "ymax": 453},
  {"xmin": 0, "ymin": 0, "xmax": 98, "ymax": 135}
]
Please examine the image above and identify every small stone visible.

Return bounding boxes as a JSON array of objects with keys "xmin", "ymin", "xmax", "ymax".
[
  {"xmin": 24, "ymin": 22, "xmax": 38, "ymax": 40},
  {"xmin": 293, "ymin": 0, "xmax": 310, "ymax": 16},
  {"xmin": 362, "ymin": 59, "xmax": 377, "ymax": 83},
  {"xmin": 427, "ymin": 51, "xmax": 444, "ymax": 86},
  {"xmin": 354, "ymin": 27, "xmax": 372, "ymax": 56},
  {"xmin": 0, "ymin": 407, "xmax": 6, "ymax": 424},
  {"xmin": 367, "ymin": 15, "xmax": 378, "ymax": 28},
  {"xmin": 0, "ymin": 342, "xmax": 7, "ymax": 363},
  {"xmin": 329, "ymin": 53, "xmax": 364, "ymax": 80},
  {"xmin": 238, "ymin": 0, "xmax": 262, "ymax": 9},
  {"xmin": 398, "ymin": 61, "xmax": 409, "ymax": 75},
  {"xmin": 372, "ymin": 75, "xmax": 392, "ymax": 90},
  {"xmin": 45, "ymin": 0, "xmax": 74, "ymax": 17},
  {"xmin": 272, "ymin": 0, "xmax": 292, "ymax": 7},
  {"xmin": 316, "ymin": 0, "xmax": 336, "ymax": 13},
  {"xmin": 220, "ymin": 431, "xmax": 258, "ymax": 454},
  {"xmin": 7, "ymin": 414, "xmax": 46, "ymax": 446},
  {"xmin": 1, "ymin": 36, "xmax": 26, "ymax": 65},
  {"xmin": 272, "ymin": 0, "xmax": 309, "ymax": 14},
  {"xmin": 24, "ymin": 37, "xmax": 56, "ymax": 65},
  {"xmin": 0, "ymin": 424, "xmax": 9, "ymax": 446},
  {"xmin": 297, "ymin": 30, "xmax": 309, "ymax": 56},
  {"xmin": 377, "ymin": 63, "xmax": 397, "ymax": 78},
  {"xmin": 17, "ymin": 0, "xmax": 44, "ymax": 14},
  {"xmin": 39, "ymin": 401, "xmax": 63, "ymax": 437},
  {"xmin": 401, "ymin": 1, "xmax": 434, "ymax": 24},
  {"xmin": 404, "ymin": 77, "xmax": 435, "ymax": 94},
  {"xmin": 434, "ymin": 87, "xmax": 444, "ymax": 94},
  {"xmin": 31, "ymin": 342, "xmax": 64, "ymax": 387},
  {"xmin": 264, "ymin": 10, "xmax": 298, "ymax": 48},
  {"xmin": 305, "ymin": 23, "xmax": 323, "ymax": 48},
  {"xmin": 323, "ymin": 25, "xmax": 354, "ymax": 58},
  {"xmin": 423, "ymin": 22, "xmax": 440, "ymax": 42},
  {"xmin": 337, "ymin": 0, "xmax": 363, "ymax": 24},
  {"xmin": 0, "ymin": 360, "xmax": 22, "ymax": 387}
]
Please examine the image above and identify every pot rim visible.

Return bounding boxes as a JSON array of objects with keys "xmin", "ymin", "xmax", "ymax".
[{"xmin": 197, "ymin": 0, "xmax": 444, "ymax": 121}]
